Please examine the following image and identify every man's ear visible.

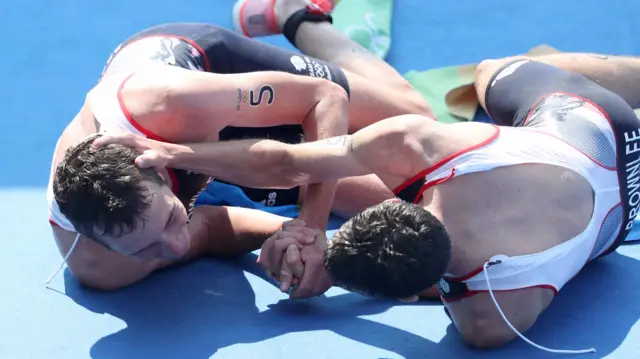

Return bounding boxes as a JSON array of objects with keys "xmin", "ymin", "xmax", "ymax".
[{"xmin": 399, "ymin": 295, "xmax": 419, "ymax": 303}]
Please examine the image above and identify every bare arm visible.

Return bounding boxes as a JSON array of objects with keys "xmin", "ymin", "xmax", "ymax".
[
  {"xmin": 123, "ymin": 66, "xmax": 349, "ymax": 143},
  {"xmin": 158, "ymin": 114, "xmax": 425, "ymax": 181},
  {"xmin": 122, "ymin": 66, "xmax": 350, "ymax": 230},
  {"xmin": 285, "ymin": 114, "xmax": 438, "ymax": 189},
  {"xmin": 446, "ymin": 288, "xmax": 553, "ymax": 348},
  {"xmin": 51, "ymin": 225, "xmax": 170, "ymax": 291},
  {"xmin": 49, "ymin": 205, "xmax": 289, "ymax": 290},
  {"xmin": 161, "ymin": 114, "xmax": 438, "ymax": 190},
  {"xmin": 191, "ymin": 205, "xmax": 289, "ymax": 256}
]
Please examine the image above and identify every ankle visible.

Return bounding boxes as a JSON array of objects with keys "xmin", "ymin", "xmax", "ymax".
[{"xmin": 274, "ymin": 0, "xmax": 310, "ymax": 30}]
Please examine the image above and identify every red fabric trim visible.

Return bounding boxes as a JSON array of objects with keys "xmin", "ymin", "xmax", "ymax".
[
  {"xmin": 392, "ymin": 125, "xmax": 501, "ymax": 201},
  {"xmin": 588, "ymin": 203, "xmax": 623, "ymax": 259},
  {"xmin": 524, "ymin": 92, "xmax": 617, "ymax": 171},
  {"xmin": 115, "ymin": 74, "xmax": 179, "ymax": 194},
  {"xmin": 441, "ymin": 284, "xmax": 558, "ymax": 303}
]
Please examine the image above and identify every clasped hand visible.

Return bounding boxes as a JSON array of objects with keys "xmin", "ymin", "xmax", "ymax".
[{"xmin": 257, "ymin": 220, "xmax": 333, "ymax": 299}]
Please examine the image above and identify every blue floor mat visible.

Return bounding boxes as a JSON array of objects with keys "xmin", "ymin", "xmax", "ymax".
[{"xmin": 1, "ymin": 0, "xmax": 639, "ymax": 358}]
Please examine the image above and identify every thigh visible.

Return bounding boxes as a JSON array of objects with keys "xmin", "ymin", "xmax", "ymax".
[
  {"xmin": 486, "ymin": 60, "xmax": 640, "ymax": 254},
  {"xmin": 343, "ymin": 70, "xmax": 434, "ymax": 132},
  {"xmin": 482, "ymin": 59, "xmax": 638, "ymax": 129}
]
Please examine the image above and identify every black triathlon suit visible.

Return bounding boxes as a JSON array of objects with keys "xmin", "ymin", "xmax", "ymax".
[
  {"xmin": 397, "ymin": 59, "xmax": 640, "ymax": 275},
  {"xmin": 393, "ymin": 60, "xmax": 640, "ymax": 306},
  {"xmin": 101, "ymin": 23, "xmax": 350, "ymax": 209}
]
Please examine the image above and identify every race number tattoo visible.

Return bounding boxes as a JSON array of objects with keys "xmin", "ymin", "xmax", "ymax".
[
  {"xmin": 249, "ymin": 85, "xmax": 275, "ymax": 107},
  {"xmin": 235, "ymin": 85, "xmax": 275, "ymax": 110}
]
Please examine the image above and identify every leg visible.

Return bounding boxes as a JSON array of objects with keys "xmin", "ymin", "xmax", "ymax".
[
  {"xmin": 275, "ymin": 1, "xmax": 433, "ymax": 130},
  {"xmin": 276, "ymin": 3, "xmax": 409, "ymax": 90},
  {"xmin": 477, "ymin": 58, "xmax": 638, "ymax": 254},
  {"xmin": 290, "ymin": 20, "xmax": 433, "ymax": 131},
  {"xmin": 476, "ymin": 53, "xmax": 640, "ymax": 110},
  {"xmin": 234, "ymin": 0, "xmax": 433, "ymax": 131}
]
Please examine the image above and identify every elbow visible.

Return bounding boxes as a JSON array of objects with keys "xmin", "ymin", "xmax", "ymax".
[
  {"xmin": 323, "ymin": 81, "xmax": 349, "ymax": 103},
  {"xmin": 459, "ymin": 318, "xmax": 517, "ymax": 349},
  {"xmin": 314, "ymin": 82, "xmax": 350, "ymax": 133},
  {"xmin": 68, "ymin": 265, "xmax": 129, "ymax": 292}
]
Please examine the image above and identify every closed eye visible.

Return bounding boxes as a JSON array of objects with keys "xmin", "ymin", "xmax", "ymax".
[{"xmin": 165, "ymin": 208, "xmax": 176, "ymax": 229}]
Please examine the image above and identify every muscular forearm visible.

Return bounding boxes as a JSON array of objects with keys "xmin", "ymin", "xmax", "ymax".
[
  {"xmin": 194, "ymin": 206, "xmax": 288, "ymax": 257},
  {"xmin": 165, "ymin": 139, "xmax": 298, "ymax": 189},
  {"xmin": 297, "ymin": 90, "xmax": 350, "ymax": 229}
]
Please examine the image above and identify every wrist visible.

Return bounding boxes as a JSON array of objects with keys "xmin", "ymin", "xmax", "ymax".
[
  {"xmin": 297, "ymin": 209, "xmax": 328, "ymax": 231},
  {"xmin": 163, "ymin": 142, "xmax": 189, "ymax": 169},
  {"xmin": 298, "ymin": 217, "xmax": 328, "ymax": 232}
]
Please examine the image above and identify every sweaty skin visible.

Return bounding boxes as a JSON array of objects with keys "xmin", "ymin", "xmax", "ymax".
[{"xmin": 49, "ymin": 17, "xmax": 432, "ymax": 290}]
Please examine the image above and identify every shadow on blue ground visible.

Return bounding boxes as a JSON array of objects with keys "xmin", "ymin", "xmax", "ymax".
[
  {"xmin": 64, "ymin": 251, "xmax": 640, "ymax": 359},
  {"xmin": 1, "ymin": 0, "xmax": 638, "ymax": 188}
]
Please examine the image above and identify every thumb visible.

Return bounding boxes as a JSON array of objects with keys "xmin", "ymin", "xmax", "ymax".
[
  {"xmin": 91, "ymin": 133, "xmax": 133, "ymax": 149},
  {"xmin": 135, "ymin": 150, "xmax": 166, "ymax": 170},
  {"xmin": 285, "ymin": 245, "xmax": 304, "ymax": 279},
  {"xmin": 279, "ymin": 261, "xmax": 294, "ymax": 293}
]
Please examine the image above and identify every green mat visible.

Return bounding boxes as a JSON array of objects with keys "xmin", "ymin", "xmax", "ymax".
[
  {"xmin": 332, "ymin": 0, "xmax": 471, "ymax": 123},
  {"xmin": 333, "ymin": 2, "xmax": 568, "ymax": 123},
  {"xmin": 332, "ymin": 0, "xmax": 393, "ymax": 59}
]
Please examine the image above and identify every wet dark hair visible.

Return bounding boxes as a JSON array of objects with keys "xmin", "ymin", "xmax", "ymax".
[
  {"xmin": 324, "ymin": 200, "xmax": 451, "ymax": 298},
  {"xmin": 53, "ymin": 134, "xmax": 164, "ymax": 239}
]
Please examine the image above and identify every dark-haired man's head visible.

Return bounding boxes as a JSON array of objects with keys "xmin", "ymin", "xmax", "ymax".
[
  {"xmin": 53, "ymin": 134, "xmax": 190, "ymax": 261},
  {"xmin": 324, "ymin": 200, "xmax": 451, "ymax": 299}
]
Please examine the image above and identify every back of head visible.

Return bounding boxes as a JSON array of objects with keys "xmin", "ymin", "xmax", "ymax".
[
  {"xmin": 324, "ymin": 200, "xmax": 451, "ymax": 298},
  {"xmin": 52, "ymin": 134, "xmax": 164, "ymax": 240}
]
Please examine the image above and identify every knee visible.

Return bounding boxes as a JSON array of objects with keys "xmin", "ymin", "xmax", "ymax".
[
  {"xmin": 475, "ymin": 56, "xmax": 530, "ymax": 84},
  {"xmin": 475, "ymin": 59, "xmax": 505, "ymax": 90},
  {"xmin": 475, "ymin": 59, "xmax": 497, "ymax": 82},
  {"xmin": 474, "ymin": 56, "xmax": 528, "ymax": 108},
  {"xmin": 407, "ymin": 93, "xmax": 434, "ymax": 118}
]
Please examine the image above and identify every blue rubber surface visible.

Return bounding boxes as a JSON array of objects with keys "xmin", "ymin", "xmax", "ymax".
[{"xmin": 1, "ymin": 1, "xmax": 639, "ymax": 358}]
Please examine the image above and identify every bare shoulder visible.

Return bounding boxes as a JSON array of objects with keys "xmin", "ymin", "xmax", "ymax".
[
  {"xmin": 377, "ymin": 115, "xmax": 496, "ymax": 149},
  {"xmin": 416, "ymin": 121, "xmax": 496, "ymax": 161},
  {"xmin": 386, "ymin": 117, "xmax": 498, "ymax": 169},
  {"xmin": 350, "ymin": 116, "xmax": 499, "ymax": 187}
]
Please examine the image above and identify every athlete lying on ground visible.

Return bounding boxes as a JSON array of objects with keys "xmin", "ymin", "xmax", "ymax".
[
  {"xmin": 47, "ymin": 0, "xmax": 431, "ymax": 291},
  {"xmin": 97, "ymin": 59, "xmax": 639, "ymax": 351}
]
